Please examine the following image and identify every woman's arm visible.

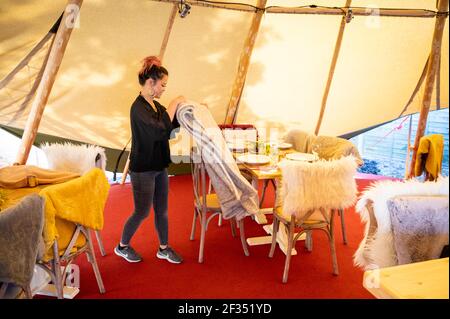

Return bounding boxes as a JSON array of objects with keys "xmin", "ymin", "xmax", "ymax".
[{"xmin": 166, "ymin": 95, "xmax": 186, "ymax": 121}]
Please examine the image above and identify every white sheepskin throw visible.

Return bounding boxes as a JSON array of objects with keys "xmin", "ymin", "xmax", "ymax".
[
  {"xmin": 353, "ymin": 176, "xmax": 449, "ymax": 270},
  {"xmin": 40, "ymin": 142, "xmax": 106, "ymax": 175},
  {"xmin": 278, "ymin": 156, "xmax": 358, "ymax": 218}
]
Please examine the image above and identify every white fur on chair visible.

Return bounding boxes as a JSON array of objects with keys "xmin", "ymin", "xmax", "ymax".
[
  {"xmin": 278, "ymin": 156, "xmax": 358, "ymax": 218},
  {"xmin": 41, "ymin": 142, "xmax": 106, "ymax": 175},
  {"xmin": 353, "ymin": 176, "xmax": 449, "ymax": 270}
]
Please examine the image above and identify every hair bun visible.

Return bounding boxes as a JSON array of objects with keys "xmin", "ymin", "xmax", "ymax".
[{"xmin": 139, "ymin": 56, "xmax": 161, "ymax": 75}]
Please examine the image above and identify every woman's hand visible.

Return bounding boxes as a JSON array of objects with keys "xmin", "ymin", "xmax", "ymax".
[
  {"xmin": 167, "ymin": 95, "xmax": 187, "ymax": 121},
  {"xmin": 173, "ymin": 95, "xmax": 187, "ymax": 107}
]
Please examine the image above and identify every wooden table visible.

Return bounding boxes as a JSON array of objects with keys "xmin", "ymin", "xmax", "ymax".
[{"xmin": 363, "ymin": 258, "xmax": 449, "ymax": 299}]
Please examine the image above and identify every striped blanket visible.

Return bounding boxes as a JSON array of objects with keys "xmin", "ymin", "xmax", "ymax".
[{"xmin": 176, "ymin": 102, "xmax": 259, "ymax": 220}]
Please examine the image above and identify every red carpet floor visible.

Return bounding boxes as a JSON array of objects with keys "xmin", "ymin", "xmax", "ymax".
[{"xmin": 73, "ymin": 173, "xmax": 391, "ymax": 299}]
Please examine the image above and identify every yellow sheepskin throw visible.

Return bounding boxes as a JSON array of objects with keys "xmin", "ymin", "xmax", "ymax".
[
  {"xmin": 414, "ymin": 134, "xmax": 444, "ymax": 181},
  {"xmin": 39, "ymin": 168, "xmax": 110, "ymax": 261}
]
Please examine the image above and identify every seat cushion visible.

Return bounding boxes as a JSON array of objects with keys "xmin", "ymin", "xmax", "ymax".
[{"xmin": 387, "ymin": 195, "xmax": 449, "ymax": 265}]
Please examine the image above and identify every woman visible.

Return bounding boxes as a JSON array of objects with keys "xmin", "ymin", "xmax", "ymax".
[{"xmin": 115, "ymin": 56, "xmax": 186, "ymax": 264}]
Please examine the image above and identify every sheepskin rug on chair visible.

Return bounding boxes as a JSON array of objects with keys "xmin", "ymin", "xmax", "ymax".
[
  {"xmin": 353, "ymin": 176, "xmax": 449, "ymax": 270},
  {"xmin": 41, "ymin": 142, "xmax": 106, "ymax": 175}
]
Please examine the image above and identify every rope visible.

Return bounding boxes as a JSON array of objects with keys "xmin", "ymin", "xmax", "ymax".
[{"xmin": 365, "ymin": 116, "xmax": 411, "ymax": 151}]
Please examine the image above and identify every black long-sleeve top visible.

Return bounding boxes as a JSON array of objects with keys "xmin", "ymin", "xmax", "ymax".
[{"xmin": 129, "ymin": 94, "xmax": 179, "ymax": 172}]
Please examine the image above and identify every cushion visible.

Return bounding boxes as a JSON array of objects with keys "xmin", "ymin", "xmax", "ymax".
[{"xmin": 387, "ymin": 195, "xmax": 449, "ymax": 265}]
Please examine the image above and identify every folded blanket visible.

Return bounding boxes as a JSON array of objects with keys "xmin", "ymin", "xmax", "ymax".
[
  {"xmin": 39, "ymin": 168, "xmax": 110, "ymax": 260},
  {"xmin": 0, "ymin": 165, "xmax": 79, "ymax": 189},
  {"xmin": 0, "ymin": 194, "xmax": 44, "ymax": 288},
  {"xmin": 176, "ymin": 102, "xmax": 259, "ymax": 221}
]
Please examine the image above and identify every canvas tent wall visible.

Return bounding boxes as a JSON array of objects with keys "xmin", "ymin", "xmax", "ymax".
[{"xmin": 0, "ymin": 0, "xmax": 448, "ymax": 172}]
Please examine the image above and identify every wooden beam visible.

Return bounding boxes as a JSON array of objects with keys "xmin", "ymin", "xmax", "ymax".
[
  {"xmin": 408, "ymin": 0, "xmax": 448, "ymax": 179},
  {"xmin": 151, "ymin": 1, "xmax": 444, "ymax": 18},
  {"xmin": 265, "ymin": 6, "xmax": 439, "ymax": 18},
  {"xmin": 224, "ymin": 0, "xmax": 267, "ymax": 124},
  {"xmin": 152, "ymin": 0, "xmax": 258, "ymax": 13},
  {"xmin": 315, "ymin": 0, "xmax": 352, "ymax": 135},
  {"xmin": 15, "ymin": 0, "xmax": 83, "ymax": 165}
]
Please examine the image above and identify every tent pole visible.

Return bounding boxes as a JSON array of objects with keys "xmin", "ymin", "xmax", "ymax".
[
  {"xmin": 14, "ymin": 0, "xmax": 83, "ymax": 165},
  {"xmin": 408, "ymin": 0, "xmax": 448, "ymax": 179},
  {"xmin": 159, "ymin": 3, "xmax": 178, "ymax": 61},
  {"xmin": 224, "ymin": 0, "xmax": 267, "ymax": 125},
  {"xmin": 121, "ymin": 4, "xmax": 178, "ymax": 185},
  {"xmin": 314, "ymin": 0, "xmax": 352, "ymax": 135}
]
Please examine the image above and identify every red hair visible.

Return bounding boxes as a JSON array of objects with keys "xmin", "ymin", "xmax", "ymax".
[{"xmin": 139, "ymin": 56, "xmax": 161, "ymax": 75}]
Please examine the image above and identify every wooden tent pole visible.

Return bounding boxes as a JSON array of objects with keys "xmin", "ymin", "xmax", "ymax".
[
  {"xmin": 121, "ymin": 3, "xmax": 178, "ymax": 184},
  {"xmin": 408, "ymin": 0, "xmax": 448, "ymax": 179},
  {"xmin": 159, "ymin": 3, "xmax": 178, "ymax": 61},
  {"xmin": 224, "ymin": 0, "xmax": 267, "ymax": 124},
  {"xmin": 15, "ymin": 0, "xmax": 83, "ymax": 165},
  {"xmin": 314, "ymin": 0, "xmax": 352, "ymax": 135}
]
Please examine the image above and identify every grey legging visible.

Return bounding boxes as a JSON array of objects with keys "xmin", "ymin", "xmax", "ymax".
[{"xmin": 120, "ymin": 169, "xmax": 169, "ymax": 246}]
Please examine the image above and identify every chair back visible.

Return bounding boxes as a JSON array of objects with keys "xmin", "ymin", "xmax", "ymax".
[
  {"xmin": 278, "ymin": 156, "xmax": 358, "ymax": 220},
  {"xmin": 190, "ymin": 147, "xmax": 208, "ymax": 210},
  {"xmin": 41, "ymin": 142, "xmax": 107, "ymax": 175},
  {"xmin": 284, "ymin": 129, "xmax": 314, "ymax": 153},
  {"xmin": 311, "ymin": 136, "xmax": 363, "ymax": 166}
]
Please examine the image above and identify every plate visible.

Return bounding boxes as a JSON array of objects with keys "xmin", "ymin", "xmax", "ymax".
[
  {"xmin": 237, "ymin": 154, "xmax": 271, "ymax": 165},
  {"xmin": 285, "ymin": 152, "xmax": 317, "ymax": 162},
  {"xmin": 278, "ymin": 142, "xmax": 293, "ymax": 150}
]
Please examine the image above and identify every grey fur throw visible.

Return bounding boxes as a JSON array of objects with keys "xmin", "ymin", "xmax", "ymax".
[
  {"xmin": 387, "ymin": 195, "xmax": 449, "ymax": 265},
  {"xmin": 0, "ymin": 194, "xmax": 44, "ymax": 288}
]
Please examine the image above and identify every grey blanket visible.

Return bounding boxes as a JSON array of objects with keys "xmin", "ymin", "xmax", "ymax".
[
  {"xmin": 387, "ymin": 195, "xmax": 449, "ymax": 264},
  {"xmin": 0, "ymin": 194, "xmax": 44, "ymax": 288},
  {"xmin": 176, "ymin": 102, "xmax": 259, "ymax": 220}
]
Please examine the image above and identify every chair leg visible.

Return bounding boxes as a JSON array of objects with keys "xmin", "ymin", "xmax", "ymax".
[
  {"xmin": 198, "ymin": 211, "xmax": 207, "ymax": 263},
  {"xmin": 305, "ymin": 230, "xmax": 313, "ymax": 252},
  {"xmin": 85, "ymin": 230, "xmax": 105, "ymax": 293},
  {"xmin": 230, "ymin": 218, "xmax": 237, "ymax": 238},
  {"xmin": 329, "ymin": 210, "xmax": 339, "ymax": 275},
  {"xmin": 190, "ymin": 209, "xmax": 198, "ymax": 240},
  {"xmin": 24, "ymin": 286, "xmax": 32, "ymax": 299},
  {"xmin": 269, "ymin": 217, "xmax": 279, "ymax": 258},
  {"xmin": 0, "ymin": 283, "xmax": 8, "ymax": 298},
  {"xmin": 260, "ymin": 180, "xmax": 269, "ymax": 207},
  {"xmin": 94, "ymin": 230, "xmax": 106, "ymax": 256},
  {"xmin": 52, "ymin": 243, "xmax": 64, "ymax": 299},
  {"xmin": 339, "ymin": 209, "xmax": 347, "ymax": 245},
  {"xmin": 282, "ymin": 220, "xmax": 295, "ymax": 283},
  {"xmin": 238, "ymin": 219, "xmax": 250, "ymax": 256}
]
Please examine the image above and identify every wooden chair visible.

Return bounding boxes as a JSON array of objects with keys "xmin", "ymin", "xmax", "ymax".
[
  {"xmin": 189, "ymin": 148, "xmax": 249, "ymax": 263},
  {"xmin": 41, "ymin": 142, "xmax": 107, "ymax": 256},
  {"xmin": 269, "ymin": 156, "xmax": 358, "ymax": 283},
  {"xmin": 36, "ymin": 224, "xmax": 104, "ymax": 299}
]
